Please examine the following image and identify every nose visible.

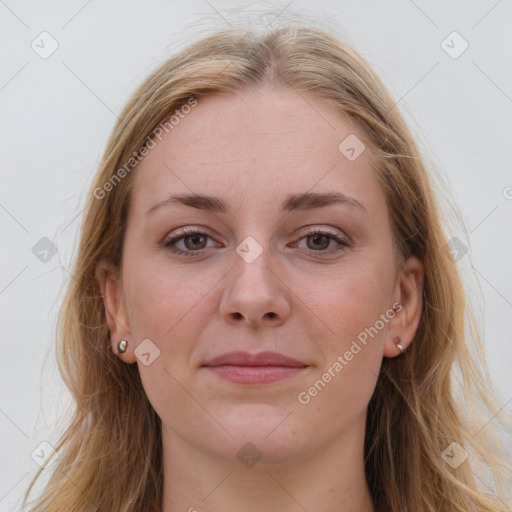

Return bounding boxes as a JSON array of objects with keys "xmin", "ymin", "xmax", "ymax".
[{"xmin": 219, "ymin": 246, "xmax": 290, "ymax": 329}]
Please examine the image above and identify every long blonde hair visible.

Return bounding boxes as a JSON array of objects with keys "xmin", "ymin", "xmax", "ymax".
[{"xmin": 22, "ymin": 15, "xmax": 512, "ymax": 512}]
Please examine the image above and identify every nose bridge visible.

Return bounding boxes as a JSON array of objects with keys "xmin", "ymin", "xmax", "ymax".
[
  {"xmin": 219, "ymin": 232, "xmax": 289, "ymax": 326},
  {"xmin": 231, "ymin": 233, "xmax": 275, "ymax": 294}
]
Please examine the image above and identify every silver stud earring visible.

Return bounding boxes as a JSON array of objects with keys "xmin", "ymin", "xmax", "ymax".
[
  {"xmin": 394, "ymin": 337, "xmax": 405, "ymax": 353},
  {"xmin": 117, "ymin": 339, "xmax": 128, "ymax": 353}
]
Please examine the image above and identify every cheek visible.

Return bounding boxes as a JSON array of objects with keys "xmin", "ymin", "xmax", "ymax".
[
  {"xmin": 298, "ymin": 265, "xmax": 394, "ymax": 423},
  {"xmin": 318, "ymin": 264, "xmax": 395, "ymax": 342},
  {"xmin": 306, "ymin": 242, "xmax": 396, "ymax": 399},
  {"xmin": 124, "ymin": 255, "xmax": 222, "ymax": 360},
  {"xmin": 124, "ymin": 258, "xmax": 213, "ymax": 421}
]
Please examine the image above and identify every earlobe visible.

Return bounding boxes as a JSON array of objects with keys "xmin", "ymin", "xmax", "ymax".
[
  {"xmin": 394, "ymin": 337, "xmax": 406, "ymax": 353},
  {"xmin": 115, "ymin": 339, "xmax": 137, "ymax": 364},
  {"xmin": 95, "ymin": 259, "xmax": 137, "ymax": 364},
  {"xmin": 383, "ymin": 256, "xmax": 424, "ymax": 358}
]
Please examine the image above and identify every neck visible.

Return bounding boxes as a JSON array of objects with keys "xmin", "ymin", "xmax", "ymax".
[{"xmin": 161, "ymin": 415, "xmax": 376, "ymax": 512}]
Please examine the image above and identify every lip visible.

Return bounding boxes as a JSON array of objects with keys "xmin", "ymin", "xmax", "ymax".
[
  {"xmin": 202, "ymin": 350, "xmax": 307, "ymax": 367},
  {"xmin": 202, "ymin": 351, "xmax": 309, "ymax": 385}
]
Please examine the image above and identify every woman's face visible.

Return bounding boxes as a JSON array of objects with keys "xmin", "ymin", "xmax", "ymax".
[{"xmin": 102, "ymin": 87, "xmax": 422, "ymax": 465}]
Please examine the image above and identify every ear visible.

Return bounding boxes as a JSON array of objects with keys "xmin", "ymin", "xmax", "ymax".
[
  {"xmin": 383, "ymin": 255, "xmax": 424, "ymax": 358},
  {"xmin": 95, "ymin": 259, "xmax": 137, "ymax": 364}
]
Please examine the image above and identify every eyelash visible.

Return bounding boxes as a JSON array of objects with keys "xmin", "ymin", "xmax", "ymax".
[{"xmin": 163, "ymin": 226, "xmax": 351, "ymax": 258}]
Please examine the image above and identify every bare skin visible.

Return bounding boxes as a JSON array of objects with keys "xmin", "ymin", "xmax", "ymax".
[{"xmin": 97, "ymin": 86, "xmax": 423, "ymax": 512}]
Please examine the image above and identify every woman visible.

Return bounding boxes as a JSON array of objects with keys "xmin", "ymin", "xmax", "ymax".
[{"xmin": 22, "ymin": 17, "xmax": 512, "ymax": 512}]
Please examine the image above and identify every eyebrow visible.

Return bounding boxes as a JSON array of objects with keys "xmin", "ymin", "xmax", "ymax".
[{"xmin": 146, "ymin": 191, "xmax": 367, "ymax": 216}]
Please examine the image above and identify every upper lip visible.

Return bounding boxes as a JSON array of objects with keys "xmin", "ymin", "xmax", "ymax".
[{"xmin": 202, "ymin": 351, "xmax": 307, "ymax": 367}]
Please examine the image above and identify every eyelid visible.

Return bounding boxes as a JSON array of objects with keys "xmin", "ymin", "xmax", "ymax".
[
  {"xmin": 164, "ymin": 226, "xmax": 347, "ymax": 243},
  {"xmin": 300, "ymin": 224, "xmax": 348, "ymax": 240},
  {"xmin": 164, "ymin": 225, "xmax": 212, "ymax": 240}
]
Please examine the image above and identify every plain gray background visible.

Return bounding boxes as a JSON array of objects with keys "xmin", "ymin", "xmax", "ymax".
[{"xmin": 1, "ymin": 1, "xmax": 511, "ymax": 510}]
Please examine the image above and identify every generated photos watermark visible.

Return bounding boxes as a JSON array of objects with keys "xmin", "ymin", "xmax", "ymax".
[
  {"xmin": 93, "ymin": 96, "xmax": 198, "ymax": 200},
  {"xmin": 297, "ymin": 302, "xmax": 402, "ymax": 405}
]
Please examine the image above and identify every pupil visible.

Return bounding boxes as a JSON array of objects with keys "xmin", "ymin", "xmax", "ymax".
[
  {"xmin": 186, "ymin": 234, "xmax": 205, "ymax": 250},
  {"xmin": 309, "ymin": 234, "xmax": 328, "ymax": 250}
]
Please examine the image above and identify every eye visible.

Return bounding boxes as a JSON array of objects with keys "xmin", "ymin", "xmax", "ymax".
[
  {"xmin": 293, "ymin": 227, "xmax": 351, "ymax": 256},
  {"xmin": 163, "ymin": 227, "xmax": 217, "ymax": 257},
  {"xmin": 163, "ymin": 226, "xmax": 351, "ymax": 258}
]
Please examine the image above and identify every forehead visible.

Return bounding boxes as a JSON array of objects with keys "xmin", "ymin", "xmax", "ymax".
[{"xmin": 129, "ymin": 88, "xmax": 384, "ymax": 218}]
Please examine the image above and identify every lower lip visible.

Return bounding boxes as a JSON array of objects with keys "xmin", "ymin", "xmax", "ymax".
[{"xmin": 204, "ymin": 365, "xmax": 307, "ymax": 384}]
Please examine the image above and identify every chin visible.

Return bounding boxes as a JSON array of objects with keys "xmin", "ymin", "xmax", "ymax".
[{"xmin": 208, "ymin": 410, "xmax": 312, "ymax": 463}]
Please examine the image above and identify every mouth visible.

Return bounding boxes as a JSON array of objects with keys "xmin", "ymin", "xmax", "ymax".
[
  {"xmin": 201, "ymin": 351, "xmax": 309, "ymax": 385},
  {"xmin": 204, "ymin": 364, "xmax": 308, "ymax": 384}
]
